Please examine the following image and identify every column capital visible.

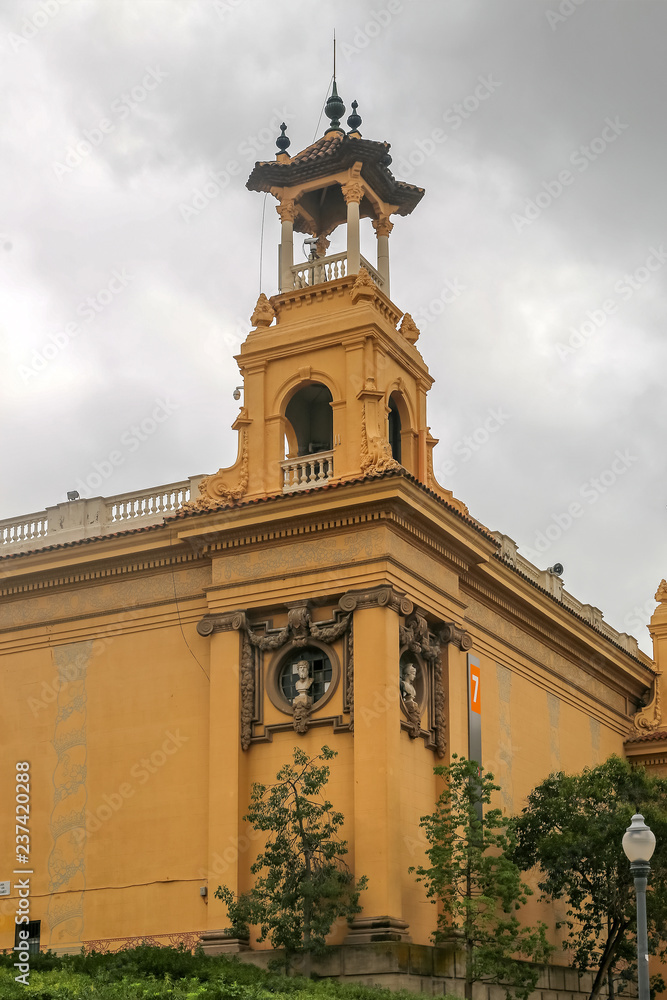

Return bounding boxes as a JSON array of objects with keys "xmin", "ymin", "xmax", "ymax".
[
  {"xmin": 197, "ymin": 611, "xmax": 247, "ymax": 636},
  {"xmin": 342, "ymin": 179, "xmax": 364, "ymax": 205},
  {"xmin": 372, "ymin": 215, "xmax": 394, "ymax": 238},
  {"xmin": 276, "ymin": 199, "xmax": 296, "ymax": 223},
  {"xmin": 339, "ymin": 588, "xmax": 413, "ymax": 616},
  {"xmin": 440, "ymin": 622, "xmax": 473, "ymax": 651}
]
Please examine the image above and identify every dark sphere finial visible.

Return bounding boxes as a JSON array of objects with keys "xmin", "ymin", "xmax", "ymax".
[
  {"xmin": 347, "ymin": 99, "xmax": 362, "ymax": 133},
  {"xmin": 324, "ymin": 80, "xmax": 345, "ymax": 132},
  {"xmin": 276, "ymin": 122, "xmax": 291, "ymax": 155}
]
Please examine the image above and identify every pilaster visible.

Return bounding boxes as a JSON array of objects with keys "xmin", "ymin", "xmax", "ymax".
[
  {"xmin": 204, "ymin": 615, "xmax": 244, "ymax": 933},
  {"xmin": 348, "ymin": 597, "xmax": 408, "ymax": 940}
]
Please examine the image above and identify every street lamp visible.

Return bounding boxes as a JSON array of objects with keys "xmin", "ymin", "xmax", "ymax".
[{"xmin": 622, "ymin": 813, "xmax": 657, "ymax": 1000}]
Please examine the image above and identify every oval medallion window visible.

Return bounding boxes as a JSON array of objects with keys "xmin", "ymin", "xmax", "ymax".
[{"xmin": 279, "ymin": 647, "xmax": 333, "ymax": 707}]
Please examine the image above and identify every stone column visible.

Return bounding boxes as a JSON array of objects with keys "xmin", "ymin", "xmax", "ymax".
[
  {"xmin": 277, "ymin": 201, "xmax": 295, "ymax": 293},
  {"xmin": 342, "ymin": 180, "xmax": 363, "ymax": 277},
  {"xmin": 346, "ymin": 589, "xmax": 411, "ymax": 942},
  {"xmin": 197, "ymin": 613, "xmax": 249, "ymax": 953},
  {"xmin": 372, "ymin": 216, "xmax": 393, "ymax": 297}
]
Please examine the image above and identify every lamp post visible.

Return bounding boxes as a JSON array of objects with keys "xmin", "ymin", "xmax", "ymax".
[{"xmin": 622, "ymin": 813, "xmax": 656, "ymax": 1000}]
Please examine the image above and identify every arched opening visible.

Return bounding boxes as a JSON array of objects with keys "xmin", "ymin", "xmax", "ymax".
[
  {"xmin": 388, "ymin": 395, "xmax": 402, "ymax": 463},
  {"xmin": 285, "ymin": 383, "xmax": 333, "ymax": 457}
]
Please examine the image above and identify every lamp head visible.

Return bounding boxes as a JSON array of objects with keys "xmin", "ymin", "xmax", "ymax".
[{"xmin": 622, "ymin": 813, "xmax": 656, "ymax": 863}]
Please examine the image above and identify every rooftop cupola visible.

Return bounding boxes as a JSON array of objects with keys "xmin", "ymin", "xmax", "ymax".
[
  {"xmin": 184, "ymin": 81, "xmax": 468, "ymax": 521},
  {"xmin": 246, "ymin": 83, "xmax": 424, "ymax": 298}
]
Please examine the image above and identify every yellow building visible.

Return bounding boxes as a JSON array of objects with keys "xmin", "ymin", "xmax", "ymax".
[{"xmin": 1, "ymin": 83, "xmax": 666, "ymax": 989}]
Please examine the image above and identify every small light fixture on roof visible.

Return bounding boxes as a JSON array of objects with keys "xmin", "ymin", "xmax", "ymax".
[{"xmin": 67, "ymin": 491, "xmax": 80, "ymax": 501}]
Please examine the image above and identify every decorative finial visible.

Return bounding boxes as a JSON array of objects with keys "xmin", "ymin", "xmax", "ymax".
[
  {"xmin": 347, "ymin": 99, "xmax": 362, "ymax": 134},
  {"xmin": 325, "ymin": 79, "xmax": 345, "ymax": 133},
  {"xmin": 276, "ymin": 122, "xmax": 291, "ymax": 155}
]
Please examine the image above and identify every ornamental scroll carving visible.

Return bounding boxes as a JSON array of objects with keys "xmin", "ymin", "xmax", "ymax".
[
  {"xmin": 632, "ymin": 674, "xmax": 662, "ymax": 734},
  {"xmin": 197, "ymin": 587, "xmax": 413, "ymax": 748},
  {"xmin": 360, "ymin": 403, "xmax": 401, "ymax": 477},
  {"xmin": 197, "ymin": 603, "xmax": 352, "ymax": 748},
  {"xmin": 180, "ymin": 429, "xmax": 249, "ymax": 512}
]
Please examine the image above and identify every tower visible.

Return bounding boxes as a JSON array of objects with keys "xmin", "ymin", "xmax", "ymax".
[{"xmin": 185, "ymin": 85, "xmax": 468, "ymax": 515}]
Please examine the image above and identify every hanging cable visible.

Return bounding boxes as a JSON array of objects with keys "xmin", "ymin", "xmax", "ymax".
[
  {"xmin": 312, "ymin": 72, "xmax": 334, "ymax": 144},
  {"xmin": 259, "ymin": 191, "xmax": 268, "ymax": 294}
]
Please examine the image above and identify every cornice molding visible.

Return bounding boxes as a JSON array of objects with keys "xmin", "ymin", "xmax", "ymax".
[
  {"xmin": 0, "ymin": 548, "xmax": 205, "ymax": 599},
  {"xmin": 461, "ymin": 573, "xmax": 651, "ymax": 683},
  {"xmin": 200, "ymin": 508, "xmax": 473, "ymax": 573}
]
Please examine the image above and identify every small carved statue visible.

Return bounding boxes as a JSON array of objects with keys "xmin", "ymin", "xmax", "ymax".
[
  {"xmin": 400, "ymin": 662, "xmax": 422, "ymax": 739},
  {"xmin": 292, "ymin": 660, "xmax": 313, "ymax": 734}
]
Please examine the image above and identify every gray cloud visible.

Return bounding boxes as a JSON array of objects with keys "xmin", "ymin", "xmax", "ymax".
[{"xmin": 1, "ymin": 0, "xmax": 664, "ymax": 652}]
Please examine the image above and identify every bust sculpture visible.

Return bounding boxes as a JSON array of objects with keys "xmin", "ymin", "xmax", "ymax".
[
  {"xmin": 292, "ymin": 660, "xmax": 313, "ymax": 734},
  {"xmin": 400, "ymin": 661, "xmax": 421, "ymax": 739},
  {"xmin": 400, "ymin": 662, "xmax": 418, "ymax": 702}
]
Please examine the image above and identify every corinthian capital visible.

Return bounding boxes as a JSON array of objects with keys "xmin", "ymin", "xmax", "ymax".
[
  {"xmin": 276, "ymin": 200, "xmax": 297, "ymax": 223},
  {"xmin": 341, "ymin": 180, "xmax": 364, "ymax": 205},
  {"xmin": 372, "ymin": 215, "xmax": 394, "ymax": 238}
]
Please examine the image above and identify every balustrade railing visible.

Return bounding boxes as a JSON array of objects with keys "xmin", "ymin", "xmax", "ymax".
[
  {"xmin": 0, "ymin": 511, "xmax": 48, "ymax": 548},
  {"xmin": 106, "ymin": 482, "xmax": 191, "ymax": 525},
  {"xmin": 281, "ymin": 450, "xmax": 334, "ymax": 492},
  {"xmin": 0, "ymin": 478, "xmax": 200, "ymax": 553},
  {"xmin": 289, "ymin": 253, "xmax": 384, "ymax": 290}
]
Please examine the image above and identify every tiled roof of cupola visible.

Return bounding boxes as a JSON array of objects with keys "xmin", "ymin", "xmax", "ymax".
[{"xmin": 246, "ymin": 132, "xmax": 424, "ymax": 217}]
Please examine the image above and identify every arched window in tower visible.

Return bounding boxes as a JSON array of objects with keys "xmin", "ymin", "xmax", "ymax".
[
  {"xmin": 285, "ymin": 383, "xmax": 333, "ymax": 457},
  {"xmin": 388, "ymin": 394, "xmax": 402, "ymax": 463}
]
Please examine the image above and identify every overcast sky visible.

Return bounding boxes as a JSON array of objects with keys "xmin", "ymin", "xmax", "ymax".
[{"xmin": 1, "ymin": 0, "xmax": 665, "ymax": 654}]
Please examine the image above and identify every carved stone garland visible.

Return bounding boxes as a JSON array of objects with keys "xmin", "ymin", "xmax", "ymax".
[
  {"xmin": 197, "ymin": 605, "xmax": 352, "ymax": 748},
  {"xmin": 198, "ymin": 588, "xmax": 422, "ymax": 749}
]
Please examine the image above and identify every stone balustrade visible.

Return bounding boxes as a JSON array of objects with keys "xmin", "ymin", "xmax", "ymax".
[
  {"xmin": 0, "ymin": 476, "xmax": 205, "ymax": 554},
  {"xmin": 0, "ymin": 485, "xmax": 645, "ymax": 658},
  {"xmin": 289, "ymin": 253, "xmax": 383, "ymax": 290},
  {"xmin": 281, "ymin": 450, "xmax": 334, "ymax": 492},
  {"xmin": 491, "ymin": 531, "xmax": 642, "ymax": 656}
]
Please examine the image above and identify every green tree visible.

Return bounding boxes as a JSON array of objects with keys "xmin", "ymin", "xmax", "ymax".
[
  {"xmin": 511, "ymin": 755, "xmax": 667, "ymax": 1000},
  {"xmin": 216, "ymin": 745, "xmax": 367, "ymax": 975},
  {"xmin": 411, "ymin": 755, "xmax": 553, "ymax": 1000}
]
